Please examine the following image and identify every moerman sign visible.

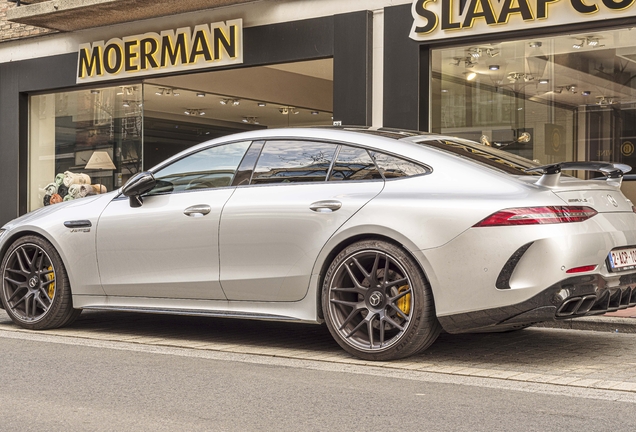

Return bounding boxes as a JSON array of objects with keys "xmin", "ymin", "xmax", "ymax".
[
  {"xmin": 77, "ymin": 19, "xmax": 243, "ymax": 83},
  {"xmin": 410, "ymin": 0, "xmax": 636, "ymax": 41}
]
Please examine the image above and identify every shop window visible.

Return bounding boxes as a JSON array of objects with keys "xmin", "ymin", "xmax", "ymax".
[
  {"xmin": 251, "ymin": 141, "xmax": 338, "ymax": 184},
  {"xmin": 29, "ymin": 86, "xmax": 143, "ymax": 211},
  {"xmin": 429, "ymin": 31, "xmax": 636, "ymax": 168}
]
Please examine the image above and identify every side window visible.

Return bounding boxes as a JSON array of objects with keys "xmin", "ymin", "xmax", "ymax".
[
  {"xmin": 369, "ymin": 151, "xmax": 428, "ymax": 179},
  {"xmin": 329, "ymin": 146, "xmax": 382, "ymax": 181},
  {"xmin": 251, "ymin": 141, "xmax": 338, "ymax": 184},
  {"xmin": 150, "ymin": 141, "xmax": 251, "ymax": 194}
]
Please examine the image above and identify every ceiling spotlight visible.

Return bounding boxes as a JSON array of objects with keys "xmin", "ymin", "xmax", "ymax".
[
  {"xmin": 489, "ymin": 65, "xmax": 500, "ymax": 71},
  {"xmin": 486, "ymin": 48, "xmax": 500, "ymax": 57},
  {"xmin": 588, "ymin": 38, "xmax": 599, "ymax": 47},
  {"xmin": 184, "ymin": 109, "xmax": 206, "ymax": 116},
  {"xmin": 441, "ymin": 89, "xmax": 449, "ymax": 93},
  {"xmin": 311, "ymin": 111, "xmax": 319, "ymax": 115},
  {"xmin": 220, "ymin": 99, "xmax": 228, "ymax": 105},
  {"xmin": 279, "ymin": 107, "xmax": 289, "ymax": 115},
  {"xmin": 529, "ymin": 41, "xmax": 542, "ymax": 48},
  {"xmin": 90, "ymin": 89, "xmax": 100, "ymax": 95},
  {"xmin": 466, "ymin": 72, "xmax": 477, "ymax": 81},
  {"xmin": 155, "ymin": 90, "xmax": 163, "ymax": 96},
  {"xmin": 573, "ymin": 41, "xmax": 583, "ymax": 49},
  {"xmin": 469, "ymin": 48, "xmax": 482, "ymax": 59},
  {"xmin": 173, "ymin": 91, "xmax": 180, "ymax": 96},
  {"xmin": 242, "ymin": 116, "xmax": 259, "ymax": 124},
  {"xmin": 232, "ymin": 99, "xmax": 240, "ymax": 106},
  {"xmin": 582, "ymin": 91, "xmax": 591, "ymax": 96},
  {"xmin": 196, "ymin": 93, "xmax": 206, "ymax": 98},
  {"xmin": 122, "ymin": 101, "xmax": 130, "ymax": 108},
  {"xmin": 539, "ymin": 79, "xmax": 549, "ymax": 84},
  {"xmin": 258, "ymin": 102, "xmax": 267, "ymax": 107}
]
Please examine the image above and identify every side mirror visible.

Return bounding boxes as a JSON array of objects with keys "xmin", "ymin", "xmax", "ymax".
[
  {"xmin": 122, "ymin": 171, "xmax": 156, "ymax": 208},
  {"xmin": 517, "ymin": 132, "xmax": 531, "ymax": 143}
]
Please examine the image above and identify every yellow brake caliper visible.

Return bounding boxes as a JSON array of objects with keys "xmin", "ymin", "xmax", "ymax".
[
  {"xmin": 396, "ymin": 285, "xmax": 411, "ymax": 315},
  {"xmin": 46, "ymin": 266, "xmax": 55, "ymax": 299}
]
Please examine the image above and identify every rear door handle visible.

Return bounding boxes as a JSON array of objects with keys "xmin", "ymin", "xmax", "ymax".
[
  {"xmin": 184, "ymin": 205, "xmax": 211, "ymax": 217},
  {"xmin": 309, "ymin": 200, "xmax": 342, "ymax": 213}
]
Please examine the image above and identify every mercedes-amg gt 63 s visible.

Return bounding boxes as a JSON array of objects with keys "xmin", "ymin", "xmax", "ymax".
[{"xmin": 2, "ymin": 127, "xmax": 636, "ymax": 360}]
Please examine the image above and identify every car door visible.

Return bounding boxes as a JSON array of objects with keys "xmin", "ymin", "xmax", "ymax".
[
  {"xmin": 219, "ymin": 140, "xmax": 385, "ymax": 302},
  {"xmin": 96, "ymin": 141, "xmax": 251, "ymax": 300}
]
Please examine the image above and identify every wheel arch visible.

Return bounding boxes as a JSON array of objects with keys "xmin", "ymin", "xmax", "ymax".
[
  {"xmin": 313, "ymin": 225, "xmax": 440, "ymax": 320},
  {"xmin": 0, "ymin": 227, "xmax": 73, "ymax": 285}
]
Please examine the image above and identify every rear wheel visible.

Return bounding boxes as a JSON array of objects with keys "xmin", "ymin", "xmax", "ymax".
[
  {"xmin": 1, "ymin": 235, "xmax": 81, "ymax": 330},
  {"xmin": 322, "ymin": 240, "xmax": 441, "ymax": 361}
]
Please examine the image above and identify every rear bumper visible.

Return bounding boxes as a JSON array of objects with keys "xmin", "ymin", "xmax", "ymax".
[{"xmin": 438, "ymin": 273, "xmax": 636, "ymax": 334}]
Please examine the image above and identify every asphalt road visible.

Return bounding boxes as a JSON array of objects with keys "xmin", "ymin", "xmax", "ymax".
[{"xmin": 2, "ymin": 330, "xmax": 636, "ymax": 432}]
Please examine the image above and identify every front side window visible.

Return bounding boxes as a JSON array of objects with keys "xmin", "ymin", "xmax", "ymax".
[
  {"xmin": 251, "ymin": 141, "xmax": 338, "ymax": 184},
  {"xmin": 150, "ymin": 141, "xmax": 251, "ymax": 194}
]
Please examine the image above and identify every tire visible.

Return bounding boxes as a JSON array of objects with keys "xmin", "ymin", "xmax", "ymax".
[
  {"xmin": 0, "ymin": 235, "xmax": 81, "ymax": 330},
  {"xmin": 322, "ymin": 239, "xmax": 441, "ymax": 361}
]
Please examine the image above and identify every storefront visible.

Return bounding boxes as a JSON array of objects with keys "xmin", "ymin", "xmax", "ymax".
[
  {"xmin": 4, "ymin": 0, "xmax": 636, "ymax": 225},
  {"xmin": 383, "ymin": 1, "xmax": 636, "ymax": 200},
  {"xmin": 0, "ymin": 4, "xmax": 379, "ymax": 225}
]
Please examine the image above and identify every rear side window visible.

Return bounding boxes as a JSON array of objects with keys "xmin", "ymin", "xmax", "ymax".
[
  {"xmin": 150, "ymin": 141, "xmax": 251, "ymax": 194},
  {"xmin": 368, "ymin": 151, "xmax": 428, "ymax": 179},
  {"xmin": 329, "ymin": 146, "xmax": 382, "ymax": 181},
  {"xmin": 417, "ymin": 139, "xmax": 541, "ymax": 176},
  {"xmin": 251, "ymin": 141, "xmax": 338, "ymax": 184}
]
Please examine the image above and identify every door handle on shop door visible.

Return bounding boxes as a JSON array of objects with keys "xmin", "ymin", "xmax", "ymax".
[
  {"xmin": 184, "ymin": 205, "xmax": 212, "ymax": 217},
  {"xmin": 309, "ymin": 200, "xmax": 342, "ymax": 213}
]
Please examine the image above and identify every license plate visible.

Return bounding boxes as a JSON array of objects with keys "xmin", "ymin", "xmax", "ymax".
[{"xmin": 608, "ymin": 247, "xmax": 636, "ymax": 272}]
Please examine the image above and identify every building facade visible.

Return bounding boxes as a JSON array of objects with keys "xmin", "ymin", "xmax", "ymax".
[{"xmin": 2, "ymin": 0, "xmax": 636, "ymax": 225}]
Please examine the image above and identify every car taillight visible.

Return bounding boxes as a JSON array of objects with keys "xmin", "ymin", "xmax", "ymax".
[{"xmin": 473, "ymin": 206, "xmax": 598, "ymax": 227}]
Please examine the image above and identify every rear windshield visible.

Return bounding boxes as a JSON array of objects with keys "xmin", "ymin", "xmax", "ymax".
[{"xmin": 416, "ymin": 138, "xmax": 542, "ymax": 176}]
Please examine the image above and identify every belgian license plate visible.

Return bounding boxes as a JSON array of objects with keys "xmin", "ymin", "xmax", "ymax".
[{"xmin": 608, "ymin": 247, "xmax": 636, "ymax": 272}]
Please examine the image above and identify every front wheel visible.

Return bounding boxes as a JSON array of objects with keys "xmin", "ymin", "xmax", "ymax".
[
  {"xmin": 322, "ymin": 240, "xmax": 441, "ymax": 361},
  {"xmin": 1, "ymin": 235, "xmax": 81, "ymax": 330}
]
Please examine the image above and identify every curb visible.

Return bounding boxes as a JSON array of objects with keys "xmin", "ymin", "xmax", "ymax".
[{"xmin": 535, "ymin": 316, "xmax": 636, "ymax": 334}]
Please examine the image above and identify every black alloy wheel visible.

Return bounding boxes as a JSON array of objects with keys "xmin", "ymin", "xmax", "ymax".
[
  {"xmin": 1, "ymin": 235, "xmax": 81, "ymax": 330},
  {"xmin": 322, "ymin": 239, "xmax": 441, "ymax": 361}
]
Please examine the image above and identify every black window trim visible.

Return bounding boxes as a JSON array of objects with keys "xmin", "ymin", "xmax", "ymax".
[{"xmin": 241, "ymin": 138, "xmax": 432, "ymax": 187}]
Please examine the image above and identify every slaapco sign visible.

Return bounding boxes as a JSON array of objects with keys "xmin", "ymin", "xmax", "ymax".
[
  {"xmin": 410, "ymin": 0, "xmax": 636, "ymax": 41},
  {"xmin": 77, "ymin": 19, "xmax": 243, "ymax": 83}
]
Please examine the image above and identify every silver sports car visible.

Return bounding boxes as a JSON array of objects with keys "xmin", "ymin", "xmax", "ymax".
[{"xmin": 2, "ymin": 127, "xmax": 636, "ymax": 360}]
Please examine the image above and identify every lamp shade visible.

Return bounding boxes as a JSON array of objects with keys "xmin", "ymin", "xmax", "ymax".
[{"xmin": 85, "ymin": 151, "xmax": 116, "ymax": 170}]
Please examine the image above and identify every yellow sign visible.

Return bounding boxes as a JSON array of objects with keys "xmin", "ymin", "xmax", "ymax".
[
  {"xmin": 77, "ymin": 19, "xmax": 243, "ymax": 83},
  {"xmin": 411, "ymin": 0, "xmax": 636, "ymax": 41},
  {"xmin": 622, "ymin": 141, "xmax": 635, "ymax": 157}
]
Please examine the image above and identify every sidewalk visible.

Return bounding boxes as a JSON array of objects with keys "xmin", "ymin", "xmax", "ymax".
[{"xmin": 537, "ymin": 306, "xmax": 636, "ymax": 333}]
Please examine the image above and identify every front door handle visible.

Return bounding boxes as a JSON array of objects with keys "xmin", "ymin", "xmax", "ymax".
[
  {"xmin": 184, "ymin": 205, "xmax": 211, "ymax": 217},
  {"xmin": 309, "ymin": 200, "xmax": 342, "ymax": 213}
]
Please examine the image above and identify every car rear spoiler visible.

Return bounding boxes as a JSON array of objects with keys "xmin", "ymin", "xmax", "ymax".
[{"xmin": 524, "ymin": 162, "xmax": 632, "ymax": 187}]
